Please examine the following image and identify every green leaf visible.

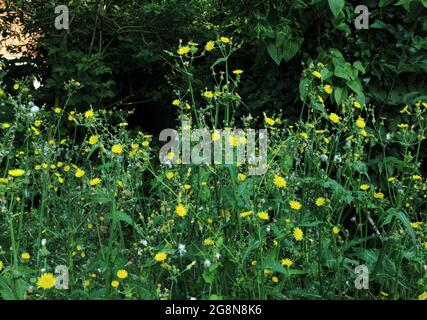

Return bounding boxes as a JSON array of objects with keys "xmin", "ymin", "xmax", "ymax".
[
  {"xmin": 266, "ymin": 43, "xmax": 283, "ymax": 66},
  {"xmin": 328, "ymin": 0, "xmax": 345, "ymax": 18}
]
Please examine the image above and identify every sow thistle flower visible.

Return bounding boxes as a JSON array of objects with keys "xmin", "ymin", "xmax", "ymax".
[
  {"xmin": 154, "ymin": 251, "xmax": 167, "ymax": 262},
  {"xmin": 281, "ymin": 258, "xmax": 294, "ymax": 268},
  {"xmin": 240, "ymin": 210, "xmax": 253, "ymax": 218},
  {"xmin": 233, "ymin": 69, "xmax": 244, "ymax": 75},
  {"xmin": 116, "ymin": 269, "xmax": 128, "ymax": 279},
  {"xmin": 373, "ymin": 192, "xmax": 384, "ymax": 199},
  {"xmin": 111, "ymin": 280, "xmax": 120, "ymax": 288},
  {"xmin": 220, "ymin": 37, "xmax": 230, "ymax": 44},
  {"xmin": 175, "ymin": 203, "xmax": 187, "ymax": 217},
  {"xmin": 329, "ymin": 113, "xmax": 341, "ymax": 124},
  {"xmin": 84, "ymin": 109, "xmax": 94, "ymax": 119},
  {"xmin": 312, "ymin": 71, "xmax": 321, "ymax": 79},
  {"xmin": 289, "ymin": 200, "xmax": 302, "ymax": 211},
  {"xmin": 37, "ymin": 273, "xmax": 56, "ymax": 289},
  {"xmin": 264, "ymin": 116, "xmax": 275, "ymax": 126},
  {"xmin": 355, "ymin": 117, "xmax": 366, "ymax": 129},
  {"xmin": 257, "ymin": 211, "xmax": 269, "ymax": 220},
  {"xmin": 293, "ymin": 227, "xmax": 304, "ymax": 241},
  {"xmin": 273, "ymin": 175, "xmax": 286, "ymax": 188},
  {"xmin": 177, "ymin": 46, "xmax": 190, "ymax": 55},
  {"xmin": 166, "ymin": 172, "xmax": 174, "ymax": 180},
  {"xmin": 397, "ymin": 123, "xmax": 409, "ymax": 129},
  {"xmin": 360, "ymin": 184, "xmax": 370, "ymax": 191},
  {"xmin": 324, "ymin": 84, "xmax": 333, "ymax": 94},
  {"xmin": 203, "ymin": 91, "xmax": 214, "ymax": 99},
  {"xmin": 89, "ymin": 178, "xmax": 101, "ymax": 186},
  {"xmin": 88, "ymin": 135, "xmax": 99, "ymax": 145},
  {"xmin": 21, "ymin": 252, "xmax": 31, "ymax": 260},
  {"xmin": 315, "ymin": 197, "xmax": 326, "ymax": 207},
  {"xmin": 75, "ymin": 168, "xmax": 85, "ymax": 178},
  {"xmin": 353, "ymin": 101, "xmax": 362, "ymax": 109},
  {"xmin": 204, "ymin": 40, "xmax": 215, "ymax": 51},
  {"xmin": 203, "ymin": 238, "xmax": 214, "ymax": 246},
  {"xmin": 8, "ymin": 169, "xmax": 25, "ymax": 177},
  {"xmin": 111, "ymin": 144, "xmax": 123, "ymax": 155},
  {"xmin": 332, "ymin": 226, "xmax": 340, "ymax": 235},
  {"xmin": 237, "ymin": 173, "xmax": 247, "ymax": 182}
]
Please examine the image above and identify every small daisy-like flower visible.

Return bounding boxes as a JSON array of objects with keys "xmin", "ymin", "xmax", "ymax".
[
  {"xmin": 212, "ymin": 131, "xmax": 221, "ymax": 142},
  {"xmin": 373, "ymin": 192, "xmax": 384, "ymax": 199},
  {"xmin": 21, "ymin": 252, "xmax": 31, "ymax": 260},
  {"xmin": 154, "ymin": 252, "xmax": 167, "ymax": 262},
  {"xmin": 88, "ymin": 135, "xmax": 99, "ymax": 145},
  {"xmin": 177, "ymin": 46, "xmax": 190, "ymax": 55},
  {"xmin": 204, "ymin": 41, "xmax": 215, "ymax": 51},
  {"xmin": 360, "ymin": 184, "xmax": 370, "ymax": 191},
  {"xmin": 293, "ymin": 227, "xmax": 304, "ymax": 241},
  {"xmin": 89, "ymin": 178, "xmax": 101, "ymax": 186},
  {"xmin": 281, "ymin": 258, "xmax": 294, "ymax": 268},
  {"xmin": 37, "ymin": 273, "xmax": 56, "ymax": 289},
  {"xmin": 315, "ymin": 197, "xmax": 326, "ymax": 207},
  {"xmin": 13, "ymin": 83, "xmax": 20, "ymax": 90},
  {"xmin": 265, "ymin": 117, "xmax": 275, "ymax": 126},
  {"xmin": 175, "ymin": 204, "xmax": 187, "ymax": 217},
  {"xmin": 324, "ymin": 84, "xmax": 333, "ymax": 94},
  {"xmin": 84, "ymin": 109, "xmax": 94, "ymax": 119},
  {"xmin": 273, "ymin": 175, "xmax": 286, "ymax": 188},
  {"xmin": 355, "ymin": 117, "xmax": 366, "ymax": 129},
  {"xmin": 353, "ymin": 101, "xmax": 362, "ymax": 109},
  {"xmin": 272, "ymin": 276, "xmax": 279, "ymax": 283},
  {"xmin": 332, "ymin": 226, "xmax": 340, "ymax": 235},
  {"xmin": 411, "ymin": 222, "xmax": 422, "ymax": 229},
  {"xmin": 220, "ymin": 37, "xmax": 230, "ymax": 43},
  {"xmin": 116, "ymin": 269, "xmax": 128, "ymax": 279},
  {"xmin": 111, "ymin": 144, "xmax": 123, "ymax": 155},
  {"xmin": 54, "ymin": 107, "xmax": 61, "ymax": 113},
  {"xmin": 237, "ymin": 173, "xmax": 246, "ymax": 182},
  {"xmin": 111, "ymin": 280, "xmax": 120, "ymax": 288},
  {"xmin": 203, "ymin": 91, "xmax": 214, "ymax": 99},
  {"xmin": 289, "ymin": 200, "xmax": 302, "ymax": 211},
  {"xmin": 257, "ymin": 211, "xmax": 269, "ymax": 220},
  {"xmin": 75, "ymin": 168, "xmax": 85, "ymax": 178},
  {"xmin": 233, "ymin": 69, "xmax": 244, "ymax": 75},
  {"xmin": 8, "ymin": 169, "xmax": 25, "ymax": 177},
  {"xmin": 329, "ymin": 113, "xmax": 341, "ymax": 124},
  {"xmin": 412, "ymin": 175, "xmax": 422, "ymax": 181},
  {"xmin": 312, "ymin": 71, "xmax": 321, "ymax": 79}
]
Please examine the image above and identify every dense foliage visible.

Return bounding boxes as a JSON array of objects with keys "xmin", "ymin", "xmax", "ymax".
[{"xmin": 0, "ymin": 0, "xmax": 426, "ymax": 300}]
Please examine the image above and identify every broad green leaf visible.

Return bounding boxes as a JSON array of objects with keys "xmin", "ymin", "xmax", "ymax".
[
  {"xmin": 328, "ymin": 0, "xmax": 345, "ymax": 18},
  {"xmin": 266, "ymin": 43, "xmax": 283, "ymax": 66}
]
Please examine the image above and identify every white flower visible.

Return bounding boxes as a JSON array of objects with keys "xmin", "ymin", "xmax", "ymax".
[
  {"xmin": 178, "ymin": 243, "xmax": 187, "ymax": 256},
  {"xmin": 320, "ymin": 154, "xmax": 328, "ymax": 162},
  {"xmin": 140, "ymin": 239, "xmax": 148, "ymax": 246},
  {"xmin": 33, "ymin": 78, "xmax": 41, "ymax": 90},
  {"xmin": 30, "ymin": 105, "xmax": 40, "ymax": 113},
  {"xmin": 203, "ymin": 259, "xmax": 211, "ymax": 268},
  {"xmin": 41, "ymin": 238, "xmax": 47, "ymax": 246},
  {"xmin": 214, "ymin": 252, "xmax": 221, "ymax": 260}
]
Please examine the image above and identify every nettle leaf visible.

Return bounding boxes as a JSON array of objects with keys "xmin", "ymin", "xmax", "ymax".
[
  {"xmin": 328, "ymin": 0, "xmax": 345, "ymax": 18},
  {"xmin": 283, "ymin": 38, "xmax": 302, "ymax": 62},
  {"xmin": 266, "ymin": 43, "xmax": 283, "ymax": 66}
]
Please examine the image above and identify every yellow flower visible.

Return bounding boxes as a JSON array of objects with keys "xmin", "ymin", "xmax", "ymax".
[
  {"xmin": 353, "ymin": 101, "xmax": 362, "ymax": 109},
  {"xmin": 166, "ymin": 172, "xmax": 174, "ymax": 180},
  {"xmin": 265, "ymin": 117, "xmax": 275, "ymax": 126},
  {"xmin": 154, "ymin": 252, "xmax": 167, "ymax": 262},
  {"xmin": 329, "ymin": 113, "xmax": 341, "ymax": 124},
  {"xmin": 0, "ymin": 178, "xmax": 8, "ymax": 185},
  {"xmin": 89, "ymin": 178, "xmax": 101, "ymax": 186},
  {"xmin": 13, "ymin": 83, "xmax": 20, "ymax": 90},
  {"xmin": 37, "ymin": 273, "xmax": 56, "ymax": 289},
  {"xmin": 237, "ymin": 173, "xmax": 247, "ymax": 182},
  {"xmin": 257, "ymin": 211, "xmax": 269, "ymax": 220},
  {"xmin": 300, "ymin": 132, "xmax": 308, "ymax": 140},
  {"xmin": 204, "ymin": 238, "xmax": 214, "ymax": 246},
  {"xmin": 111, "ymin": 280, "xmax": 120, "ymax": 288},
  {"xmin": 289, "ymin": 200, "xmax": 302, "ymax": 211},
  {"xmin": 117, "ymin": 269, "xmax": 128, "ymax": 279},
  {"xmin": 8, "ymin": 169, "xmax": 25, "ymax": 177},
  {"xmin": 233, "ymin": 69, "xmax": 244, "ymax": 75},
  {"xmin": 84, "ymin": 109, "xmax": 94, "ymax": 119},
  {"xmin": 177, "ymin": 46, "xmax": 190, "ymax": 55},
  {"xmin": 175, "ymin": 204, "xmax": 187, "ymax": 217},
  {"xmin": 172, "ymin": 99, "xmax": 180, "ymax": 106},
  {"xmin": 75, "ymin": 168, "xmax": 85, "ymax": 178},
  {"xmin": 332, "ymin": 226, "xmax": 340, "ymax": 235},
  {"xmin": 388, "ymin": 177, "xmax": 396, "ymax": 182},
  {"xmin": 88, "ymin": 135, "xmax": 99, "ymax": 145},
  {"xmin": 373, "ymin": 192, "xmax": 384, "ymax": 199},
  {"xmin": 412, "ymin": 175, "xmax": 422, "ymax": 181},
  {"xmin": 397, "ymin": 123, "xmax": 409, "ymax": 129},
  {"xmin": 281, "ymin": 258, "xmax": 294, "ymax": 268},
  {"xmin": 54, "ymin": 107, "xmax": 61, "ymax": 113},
  {"xmin": 293, "ymin": 227, "xmax": 304, "ymax": 241},
  {"xmin": 111, "ymin": 144, "xmax": 123, "ymax": 154},
  {"xmin": 228, "ymin": 135, "xmax": 239, "ymax": 147},
  {"xmin": 411, "ymin": 222, "xmax": 422, "ymax": 229},
  {"xmin": 360, "ymin": 184, "xmax": 370, "ymax": 191},
  {"xmin": 212, "ymin": 131, "xmax": 221, "ymax": 142},
  {"xmin": 240, "ymin": 210, "xmax": 253, "ymax": 218},
  {"xmin": 205, "ymin": 41, "xmax": 215, "ymax": 51},
  {"xmin": 400, "ymin": 105, "xmax": 410, "ymax": 114},
  {"xmin": 272, "ymin": 276, "xmax": 279, "ymax": 283},
  {"xmin": 203, "ymin": 91, "xmax": 214, "ymax": 99},
  {"xmin": 2, "ymin": 123, "xmax": 11, "ymax": 129},
  {"xmin": 220, "ymin": 37, "xmax": 230, "ymax": 43},
  {"xmin": 312, "ymin": 71, "xmax": 321, "ymax": 79},
  {"xmin": 419, "ymin": 292, "xmax": 427, "ymax": 300},
  {"xmin": 355, "ymin": 117, "xmax": 366, "ymax": 129},
  {"xmin": 324, "ymin": 84, "xmax": 333, "ymax": 94},
  {"xmin": 21, "ymin": 252, "xmax": 31, "ymax": 260},
  {"xmin": 423, "ymin": 241, "xmax": 427, "ymax": 249},
  {"xmin": 273, "ymin": 175, "xmax": 286, "ymax": 188},
  {"xmin": 315, "ymin": 197, "xmax": 326, "ymax": 207}
]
